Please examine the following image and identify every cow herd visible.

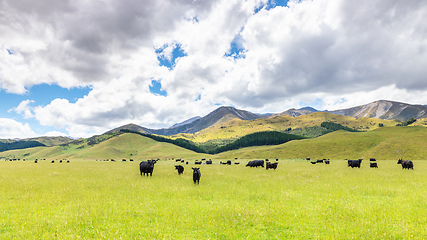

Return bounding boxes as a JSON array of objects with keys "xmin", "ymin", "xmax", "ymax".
[{"xmin": 307, "ymin": 157, "xmax": 414, "ymax": 170}]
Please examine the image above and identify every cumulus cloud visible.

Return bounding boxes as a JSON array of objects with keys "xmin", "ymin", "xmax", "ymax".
[
  {"xmin": 1, "ymin": 0, "xmax": 427, "ymax": 138},
  {"xmin": 0, "ymin": 118, "xmax": 37, "ymax": 139}
]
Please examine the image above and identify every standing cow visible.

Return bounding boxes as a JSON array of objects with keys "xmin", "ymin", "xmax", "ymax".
[
  {"xmin": 266, "ymin": 162, "xmax": 278, "ymax": 170},
  {"xmin": 175, "ymin": 165, "xmax": 184, "ymax": 175},
  {"xmin": 140, "ymin": 160, "xmax": 156, "ymax": 176},
  {"xmin": 397, "ymin": 159, "xmax": 414, "ymax": 170},
  {"xmin": 348, "ymin": 159, "xmax": 362, "ymax": 168},
  {"xmin": 192, "ymin": 167, "xmax": 201, "ymax": 184},
  {"xmin": 370, "ymin": 162, "xmax": 378, "ymax": 168},
  {"xmin": 246, "ymin": 160, "xmax": 264, "ymax": 168}
]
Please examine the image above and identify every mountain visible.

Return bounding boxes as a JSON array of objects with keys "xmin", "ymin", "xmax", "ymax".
[
  {"xmin": 106, "ymin": 123, "xmax": 153, "ymax": 135},
  {"xmin": 108, "ymin": 106, "xmax": 267, "ymax": 136},
  {"xmin": 276, "ymin": 108, "xmax": 314, "ymax": 117},
  {"xmin": 329, "ymin": 100, "xmax": 427, "ymax": 121},
  {"xmin": 170, "ymin": 116, "xmax": 202, "ymax": 128}
]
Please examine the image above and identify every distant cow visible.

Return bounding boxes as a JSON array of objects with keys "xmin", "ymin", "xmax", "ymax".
[
  {"xmin": 175, "ymin": 165, "xmax": 184, "ymax": 175},
  {"xmin": 348, "ymin": 159, "xmax": 362, "ymax": 168},
  {"xmin": 226, "ymin": 160, "xmax": 231, "ymax": 165},
  {"xmin": 192, "ymin": 167, "xmax": 201, "ymax": 184},
  {"xmin": 140, "ymin": 160, "xmax": 156, "ymax": 176},
  {"xmin": 246, "ymin": 160, "xmax": 264, "ymax": 168},
  {"xmin": 34, "ymin": 160, "xmax": 37, "ymax": 163},
  {"xmin": 51, "ymin": 160, "xmax": 54, "ymax": 163},
  {"xmin": 370, "ymin": 162, "xmax": 378, "ymax": 168},
  {"xmin": 397, "ymin": 159, "xmax": 414, "ymax": 170},
  {"xmin": 206, "ymin": 160, "xmax": 212, "ymax": 165},
  {"xmin": 311, "ymin": 161, "xmax": 317, "ymax": 164},
  {"xmin": 370, "ymin": 158, "xmax": 376, "ymax": 161},
  {"xmin": 195, "ymin": 161, "xmax": 202, "ymax": 165},
  {"xmin": 316, "ymin": 159, "xmax": 324, "ymax": 163},
  {"xmin": 266, "ymin": 162, "xmax": 278, "ymax": 170},
  {"xmin": 325, "ymin": 160, "xmax": 330, "ymax": 164}
]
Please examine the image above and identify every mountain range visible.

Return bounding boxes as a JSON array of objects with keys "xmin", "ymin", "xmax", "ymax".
[{"xmin": 109, "ymin": 100, "xmax": 427, "ymax": 136}]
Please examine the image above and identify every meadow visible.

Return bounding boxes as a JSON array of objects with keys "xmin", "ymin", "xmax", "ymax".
[{"xmin": 1, "ymin": 159, "xmax": 426, "ymax": 239}]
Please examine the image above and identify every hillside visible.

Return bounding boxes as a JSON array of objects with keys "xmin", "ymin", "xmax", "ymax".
[
  {"xmin": 0, "ymin": 133, "xmax": 211, "ymax": 161},
  {"xmin": 174, "ymin": 112, "xmax": 399, "ymax": 145},
  {"xmin": 329, "ymin": 100, "xmax": 427, "ymax": 121},
  {"xmin": 216, "ymin": 126, "xmax": 427, "ymax": 160}
]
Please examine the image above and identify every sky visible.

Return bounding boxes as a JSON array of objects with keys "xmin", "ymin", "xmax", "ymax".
[{"xmin": 1, "ymin": 0, "xmax": 427, "ymax": 139}]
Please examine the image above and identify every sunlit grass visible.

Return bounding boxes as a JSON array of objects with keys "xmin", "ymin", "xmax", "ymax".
[{"xmin": 0, "ymin": 159, "xmax": 426, "ymax": 239}]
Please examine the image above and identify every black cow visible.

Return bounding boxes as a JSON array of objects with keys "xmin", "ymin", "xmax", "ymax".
[
  {"xmin": 266, "ymin": 162, "xmax": 278, "ymax": 170},
  {"xmin": 51, "ymin": 160, "xmax": 54, "ymax": 163},
  {"xmin": 195, "ymin": 161, "xmax": 202, "ymax": 165},
  {"xmin": 206, "ymin": 160, "xmax": 212, "ymax": 165},
  {"xmin": 316, "ymin": 159, "xmax": 324, "ymax": 163},
  {"xmin": 192, "ymin": 167, "xmax": 201, "ymax": 184},
  {"xmin": 325, "ymin": 160, "xmax": 330, "ymax": 164},
  {"xmin": 370, "ymin": 158, "xmax": 376, "ymax": 161},
  {"xmin": 140, "ymin": 160, "xmax": 156, "ymax": 176},
  {"xmin": 226, "ymin": 160, "xmax": 232, "ymax": 165},
  {"xmin": 397, "ymin": 159, "xmax": 414, "ymax": 170},
  {"xmin": 246, "ymin": 160, "xmax": 264, "ymax": 168},
  {"xmin": 370, "ymin": 162, "xmax": 378, "ymax": 168},
  {"xmin": 175, "ymin": 165, "xmax": 184, "ymax": 175},
  {"xmin": 311, "ymin": 161, "xmax": 317, "ymax": 164},
  {"xmin": 348, "ymin": 159, "xmax": 362, "ymax": 168},
  {"xmin": 34, "ymin": 160, "xmax": 37, "ymax": 163}
]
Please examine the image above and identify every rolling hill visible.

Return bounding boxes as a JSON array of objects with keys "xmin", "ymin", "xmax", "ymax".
[
  {"xmin": 216, "ymin": 126, "xmax": 427, "ymax": 160},
  {"xmin": 0, "ymin": 133, "xmax": 211, "ymax": 161}
]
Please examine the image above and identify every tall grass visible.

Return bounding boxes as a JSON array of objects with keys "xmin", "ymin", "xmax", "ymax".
[{"xmin": 1, "ymin": 159, "xmax": 426, "ymax": 239}]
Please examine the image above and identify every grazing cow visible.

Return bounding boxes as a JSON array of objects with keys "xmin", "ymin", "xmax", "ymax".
[
  {"xmin": 140, "ymin": 160, "xmax": 156, "ymax": 176},
  {"xmin": 192, "ymin": 167, "xmax": 201, "ymax": 184},
  {"xmin": 348, "ymin": 159, "xmax": 362, "ymax": 168},
  {"xmin": 122, "ymin": 159, "xmax": 126, "ymax": 162},
  {"xmin": 316, "ymin": 159, "xmax": 324, "ymax": 163},
  {"xmin": 311, "ymin": 161, "xmax": 317, "ymax": 164},
  {"xmin": 175, "ymin": 165, "xmax": 184, "ymax": 175},
  {"xmin": 246, "ymin": 160, "xmax": 264, "ymax": 168},
  {"xmin": 175, "ymin": 159, "xmax": 181, "ymax": 162},
  {"xmin": 370, "ymin": 162, "xmax": 378, "ymax": 168},
  {"xmin": 397, "ymin": 159, "xmax": 414, "ymax": 170},
  {"xmin": 306, "ymin": 158, "xmax": 311, "ymax": 161},
  {"xmin": 234, "ymin": 162, "xmax": 240, "ymax": 165},
  {"xmin": 226, "ymin": 160, "xmax": 232, "ymax": 165},
  {"xmin": 130, "ymin": 159, "xmax": 134, "ymax": 162},
  {"xmin": 370, "ymin": 158, "xmax": 376, "ymax": 161},
  {"xmin": 325, "ymin": 160, "xmax": 330, "ymax": 164},
  {"xmin": 195, "ymin": 161, "xmax": 202, "ymax": 165},
  {"xmin": 206, "ymin": 160, "xmax": 212, "ymax": 165},
  {"xmin": 266, "ymin": 162, "xmax": 278, "ymax": 170}
]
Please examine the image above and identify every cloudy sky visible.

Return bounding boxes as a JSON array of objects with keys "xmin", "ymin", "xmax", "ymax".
[{"xmin": 1, "ymin": 0, "xmax": 427, "ymax": 139}]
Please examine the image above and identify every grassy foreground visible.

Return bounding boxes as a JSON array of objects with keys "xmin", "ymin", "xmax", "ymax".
[{"xmin": 1, "ymin": 159, "xmax": 427, "ymax": 239}]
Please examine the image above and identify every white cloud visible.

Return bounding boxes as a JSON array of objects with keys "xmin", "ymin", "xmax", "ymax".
[
  {"xmin": 9, "ymin": 100, "xmax": 35, "ymax": 118},
  {"xmin": 1, "ymin": 0, "xmax": 427, "ymax": 138},
  {"xmin": 0, "ymin": 118, "xmax": 37, "ymax": 139}
]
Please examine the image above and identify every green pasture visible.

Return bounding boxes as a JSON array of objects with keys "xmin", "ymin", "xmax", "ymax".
[{"xmin": 1, "ymin": 159, "xmax": 426, "ymax": 239}]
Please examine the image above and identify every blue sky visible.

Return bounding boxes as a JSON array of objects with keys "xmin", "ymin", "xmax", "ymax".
[{"xmin": 1, "ymin": 0, "xmax": 427, "ymax": 138}]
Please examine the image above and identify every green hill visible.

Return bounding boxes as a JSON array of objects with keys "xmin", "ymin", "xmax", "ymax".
[
  {"xmin": 0, "ymin": 133, "xmax": 211, "ymax": 161},
  {"xmin": 215, "ymin": 126, "xmax": 427, "ymax": 160}
]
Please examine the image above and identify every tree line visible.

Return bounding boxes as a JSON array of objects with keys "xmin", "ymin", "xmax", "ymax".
[{"xmin": 0, "ymin": 141, "xmax": 45, "ymax": 152}]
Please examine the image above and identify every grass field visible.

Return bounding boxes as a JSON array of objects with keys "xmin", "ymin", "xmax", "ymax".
[{"xmin": 1, "ymin": 159, "xmax": 426, "ymax": 239}]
